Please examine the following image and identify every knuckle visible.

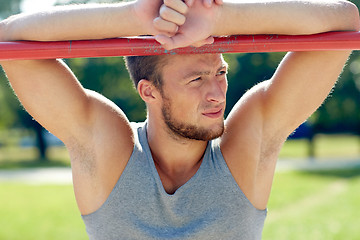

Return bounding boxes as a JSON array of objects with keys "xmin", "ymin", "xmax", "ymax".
[
  {"xmin": 165, "ymin": 23, "xmax": 178, "ymax": 34},
  {"xmin": 164, "ymin": 0, "xmax": 174, "ymax": 6},
  {"xmin": 164, "ymin": 0, "xmax": 188, "ymax": 14},
  {"xmin": 193, "ymin": 41, "xmax": 204, "ymax": 47},
  {"xmin": 154, "ymin": 19, "xmax": 178, "ymax": 34},
  {"xmin": 153, "ymin": 18, "xmax": 162, "ymax": 28},
  {"xmin": 160, "ymin": 8, "xmax": 172, "ymax": 21},
  {"xmin": 172, "ymin": 25, "xmax": 179, "ymax": 33},
  {"xmin": 178, "ymin": 15, "xmax": 186, "ymax": 25}
]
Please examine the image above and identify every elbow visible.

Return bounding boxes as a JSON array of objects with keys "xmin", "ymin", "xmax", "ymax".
[
  {"xmin": 0, "ymin": 20, "xmax": 8, "ymax": 42},
  {"xmin": 308, "ymin": 1, "xmax": 360, "ymax": 35},
  {"xmin": 338, "ymin": 1, "xmax": 360, "ymax": 32},
  {"xmin": 0, "ymin": 15, "xmax": 18, "ymax": 42}
]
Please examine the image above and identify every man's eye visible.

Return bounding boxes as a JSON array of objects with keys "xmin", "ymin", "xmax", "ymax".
[
  {"xmin": 190, "ymin": 77, "xmax": 201, "ymax": 83},
  {"xmin": 217, "ymin": 70, "xmax": 227, "ymax": 76}
]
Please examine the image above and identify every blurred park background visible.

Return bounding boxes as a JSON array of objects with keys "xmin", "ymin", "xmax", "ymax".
[{"xmin": 0, "ymin": 0, "xmax": 360, "ymax": 239}]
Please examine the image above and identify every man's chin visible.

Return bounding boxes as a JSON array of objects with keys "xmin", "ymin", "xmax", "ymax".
[
  {"xmin": 165, "ymin": 120, "xmax": 225, "ymax": 141},
  {"xmin": 206, "ymin": 124, "xmax": 225, "ymax": 141}
]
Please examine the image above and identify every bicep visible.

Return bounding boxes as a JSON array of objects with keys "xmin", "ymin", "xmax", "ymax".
[
  {"xmin": 262, "ymin": 50, "xmax": 351, "ymax": 138},
  {"xmin": 220, "ymin": 51, "xmax": 351, "ymax": 208},
  {"xmin": 1, "ymin": 59, "xmax": 91, "ymax": 142}
]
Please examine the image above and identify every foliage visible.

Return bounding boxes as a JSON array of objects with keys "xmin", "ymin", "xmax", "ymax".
[
  {"xmin": 312, "ymin": 51, "xmax": 360, "ymax": 133},
  {"xmin": 0, "ymin": 0, "xmax": 22, "ymax": 19},
  {"xmin": 223, "ymin": 52, "xmax": 285, "ymax": 116},
  {"xmin": 65, "ymin": 57, "xmax": 146, "ymax": 122},
  {"xmin": 0, "ymin": 0, "xmax": 360, "ymax": 159},
  {"xmin": 0, "ymin": 73, "xmax": 19, "ymax": 129}
]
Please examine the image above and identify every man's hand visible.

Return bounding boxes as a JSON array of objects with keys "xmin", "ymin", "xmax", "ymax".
[
  {"xmin": 132, "ymin": 0, "xmax": 165, "ymax": 36},
  {"xmin": 133, "ymin": 0, "xmax": 219, "ymax": 37},
  {"xmin": 153, "ymin": 0, "xmax": 222, "ymax": 50},
  {"xmin": 152, "ymin": 0, "xmax": 191, "ymax": 37}
]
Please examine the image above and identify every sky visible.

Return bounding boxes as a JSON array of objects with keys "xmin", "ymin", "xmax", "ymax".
[{"xmin": 21, "ymin": 0, "xmax": 57, "ymax": 13}]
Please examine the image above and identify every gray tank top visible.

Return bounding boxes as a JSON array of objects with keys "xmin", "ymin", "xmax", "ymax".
[{"xmin": 82, "ymin": 122, "xmax": 267, "ymax": 239}]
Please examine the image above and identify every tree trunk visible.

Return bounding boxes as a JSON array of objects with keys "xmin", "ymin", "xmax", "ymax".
[{"xmin": 33, "ymin": 123, "xmax": 47, "ymax": 161}]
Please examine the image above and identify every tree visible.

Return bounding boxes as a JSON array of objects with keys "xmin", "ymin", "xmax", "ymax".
[
  {"xmin": 0, "ymin": 0, "xmax": 49, "ymax": 160},
  {"xmin": 0, "ymin": 0, "xmax": 359, "ymax": 162},
  {"xmin": 65, "ymin": 57, "xmax": 146, "ymax": 122},
  {"xmin": 0, "ymin": 0, "xmax": 22, "ymax": 19}
]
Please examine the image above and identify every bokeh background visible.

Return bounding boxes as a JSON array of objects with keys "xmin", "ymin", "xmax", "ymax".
[{"xmin": 0, "ymin": 0, "xmax": 359, "ymax": 239}]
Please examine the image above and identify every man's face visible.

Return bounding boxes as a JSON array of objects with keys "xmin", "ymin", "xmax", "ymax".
[{"xmin": 159, "ymin": 54, "xmax": 228, "ymax": 141}]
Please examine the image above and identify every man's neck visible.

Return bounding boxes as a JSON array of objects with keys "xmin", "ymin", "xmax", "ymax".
[{"xmin": 146, "ymin": 118, "xmax": 208, "ymax": 194}]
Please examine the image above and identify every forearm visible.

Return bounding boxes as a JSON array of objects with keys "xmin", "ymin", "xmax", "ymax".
[
  {"xmin": 214, "ymin": 0, "xmax": 360, "ymax": 36},
  {"xmin": 0, "ymin": 2, "xmax": 148, "ymax": 42}
]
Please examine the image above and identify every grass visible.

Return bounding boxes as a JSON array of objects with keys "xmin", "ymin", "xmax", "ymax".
[
  {"xmin": 0, "ymin": 146, "xmax": 70, "ymax": 169},
  {"xmin": 0, "ymin": 129, "xmax": 359, "ymax": 169},
  {"xmin": 0, "ymin": 127, "xmax": 71, "ymax": 169},
  {"xmin": 0, "ymin": 183, "xmax": 87, "ymax": 240},
  {"xmin": 0, "ymin": 130, "xmax": 359, "ymax": 239},
  {"xmin": 1, "ymin": 169, "xmax": 360, "ymax": 239},
  {"xmin": 279, "ymin": 134, "xmax": 360, "ymax": 159},
  {"xmin": 0, "ymin": 133, "xmax": 359, "ymax": 170},
  {"xmin": 263, "ymin": 168, "xmax": 360, "ymax": 240}
]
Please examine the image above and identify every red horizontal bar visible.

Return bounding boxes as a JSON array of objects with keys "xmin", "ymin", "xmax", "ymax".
[{"xmin": 0, "ymin": 31, "xmax": 359, "ymax": 60}]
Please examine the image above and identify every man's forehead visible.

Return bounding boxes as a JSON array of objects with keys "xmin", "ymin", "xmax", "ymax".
[
  {"xmin": 169, "ymin": 53, "xmax": 223, "ymax": 63},
  {"xmin": 162, "ymin": 54, "xmax": 226, "ymax": 74}
]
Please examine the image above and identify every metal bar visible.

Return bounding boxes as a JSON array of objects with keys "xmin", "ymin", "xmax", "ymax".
[{"xmin": 0, "ymin": 31, "xmax": 359, "ymax": 60}]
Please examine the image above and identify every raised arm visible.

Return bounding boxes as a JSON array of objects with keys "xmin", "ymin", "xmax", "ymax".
[
  {"xmin": 0, "ymin": 0, "xmax": 224, "ymax": 215},
  {"xmin": 156, "ymin": 0, "xmax": 360, "ymax": 210},
  {"xmin": 221, "ymin": 0, "xmax": 359, "ymax": 209},
  {"xmin": 0, "ymin": 1, "xmax": 165, "ymax": 214},
  {"xmin": 1, "ymin": 2, "xmax": 156, "ymax": 41},
  {"xmin": 0, "ymin": 0, "xmax": 169, "ymax": 144},
  {"xmin": 1, "ymin": 0, "xmax": 222, "ymax": 42},
  {"xmin": 156, "ymin": 0, "xmax": 359, "ymax": 49}
]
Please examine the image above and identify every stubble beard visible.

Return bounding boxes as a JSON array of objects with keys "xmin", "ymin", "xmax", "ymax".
[{"xmin": 161, "ymin": 96, "xmax": 225, "ymax": 141}]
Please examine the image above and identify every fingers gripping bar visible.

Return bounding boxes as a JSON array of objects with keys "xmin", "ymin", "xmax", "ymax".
[{"xmin": 0, "ymin": 31, "xmax": 359, "ymax": 60}]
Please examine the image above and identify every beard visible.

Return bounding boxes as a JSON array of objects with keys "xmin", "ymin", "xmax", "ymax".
[{"xmin": 161, "ymin": 96, "xmax": 225, "ymax": 141}]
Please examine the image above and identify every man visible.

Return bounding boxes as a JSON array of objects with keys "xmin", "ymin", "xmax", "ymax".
[{"xmin": 0, "ymin": 0, "xmax": 359, "ymax": 239}]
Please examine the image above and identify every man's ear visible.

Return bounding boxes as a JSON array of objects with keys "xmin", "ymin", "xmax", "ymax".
[{"xmin": 137, "ymin": 79, "xmax": 161, "ymax": 103}]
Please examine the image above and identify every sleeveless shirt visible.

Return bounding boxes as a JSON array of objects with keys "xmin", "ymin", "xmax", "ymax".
[{"xmin": 81, "ymin": 122, "xmax": 267, "ymax": 239}]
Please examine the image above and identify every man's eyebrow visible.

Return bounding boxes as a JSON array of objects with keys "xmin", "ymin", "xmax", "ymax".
[
  {"xmin": 183, "ymin": 64, "xmax": 228, "ymax": 80},
  {"xmin": 183, "ymin": 70, "xmax": 211, "ymax": 80}
]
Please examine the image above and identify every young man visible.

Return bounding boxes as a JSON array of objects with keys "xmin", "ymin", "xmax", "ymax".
[{"xmin": 0, "ymin": 0, "xmax": 359, "ymax": 239}]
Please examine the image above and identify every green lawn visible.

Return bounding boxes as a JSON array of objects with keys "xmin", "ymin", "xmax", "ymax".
[
  {"xmin": 0, "ymin": 183, "xmax": 87, "ymax": 240},
  {"xmin": 1, "ymin": 169, "xmax": 360, "ymax": 239},
  {"xmin": 263, "ymin": 168, "xmax": 360, "ymax": 240},
  {"xmin": 279, "ymin": 134, "xmax": 360, "ymax": 159},
  {"xmin": 0, "ymin": 131, "xmax": 359, "ymax": 169},
  {"xmin": 0, "ymin": 132, "xmax": 359, "ymax": 239}
]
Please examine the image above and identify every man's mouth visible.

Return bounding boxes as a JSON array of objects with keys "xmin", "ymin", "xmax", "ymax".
[{"xmin": 202, "ymin": 108, "xmax": 224, "ymax": 118}]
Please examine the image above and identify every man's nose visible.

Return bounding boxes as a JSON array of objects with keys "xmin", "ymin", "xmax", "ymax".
[{"xmin": 205, "ymin": 79, "xmax": 226, "ymax": 103}]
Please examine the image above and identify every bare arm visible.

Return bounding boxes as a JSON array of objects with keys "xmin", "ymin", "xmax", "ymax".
[
  {"xmin": 214, "ymin": 0, "xmax": 359, "ymax": 35},
  {"xmin": 0, "ymin": 0, "xmax": 166, "ymax": 144},
  {"xmin": 1, "ymin": 1, "xmax": 158, "ymax": 41},
  {"xmin": 156, "ymin": 0, "xmax": 359, "ymax": 49},
  {"xmin": 220, "ymin": 1, "xmax": 360, "ymax": 209},
  {"xmin": 155, "ymin": 0, "xmax": 360, "ymax": 209},
  {"xmin": 0, "ymin": 0, "xmax": 227, "ymax": 215},
  {"xmin": 1, "ymin": 0, "xmax": 222, "ymax": 42},
  {"xmin": 0, "ymin": 0, "xmax": 164, "ymax": 215}
]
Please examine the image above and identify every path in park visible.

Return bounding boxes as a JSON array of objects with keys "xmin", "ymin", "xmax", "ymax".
[
  {"xmin": 0, "ymin": 158, "xmax": 360, "ymax": 184},
  {"xmin": 0, "ymin": 167, "xmax": 72, "ymax": 184}
]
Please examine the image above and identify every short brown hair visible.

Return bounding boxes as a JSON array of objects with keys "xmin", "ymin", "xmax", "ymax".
[{"xmin": 124, "ymin": 56, "xmax": 167, "ymax": 91}]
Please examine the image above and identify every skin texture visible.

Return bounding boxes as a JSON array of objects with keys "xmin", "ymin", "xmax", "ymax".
[
  {"xmin": 0, "ymin": 0, "xmax": 359, "ymax": 216},
  {"xmin": 159, "ymin": 54, "xmax": 227, "ymax": 141}
]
